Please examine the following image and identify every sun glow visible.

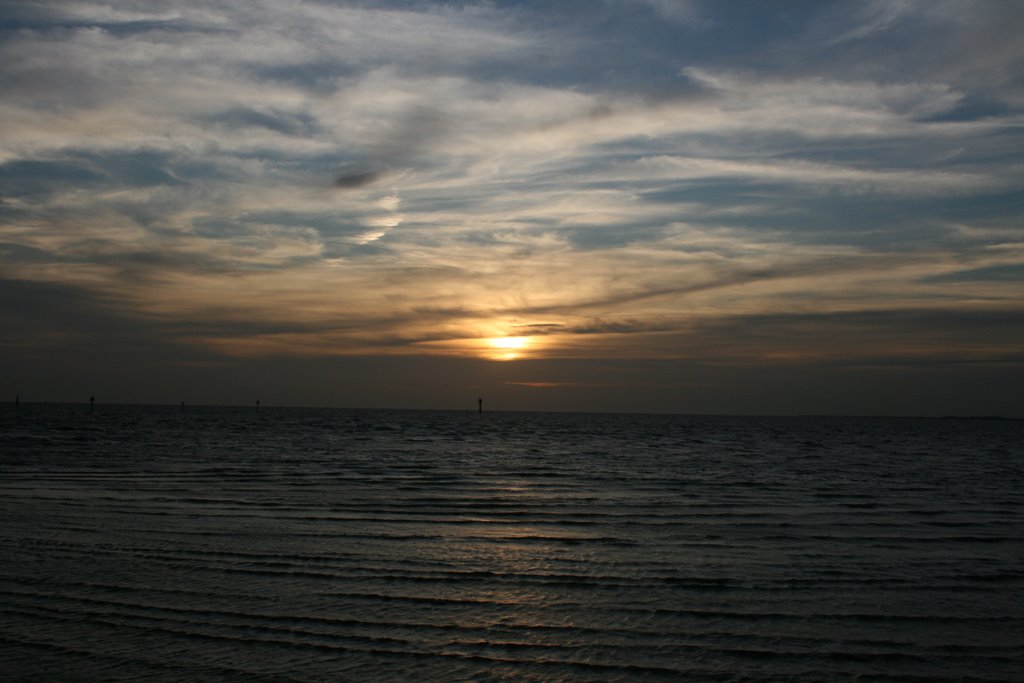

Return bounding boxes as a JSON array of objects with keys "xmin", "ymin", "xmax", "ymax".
[
  {"xmin": 490, "ymin": 336, "xmax": 528, "ymax": 350},
  {"xmin": 488, "ymin": 336, "xmax": 530, "ymax": 360},
  {"xmin": 411, "ymin": 332, "xmax": 552, "ymax": 361}
]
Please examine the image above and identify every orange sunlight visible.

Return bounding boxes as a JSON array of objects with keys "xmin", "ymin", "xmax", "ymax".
[
  {"xmin": 411, "ymin": 331, "xmax": 559, "ymax": 361},
  {"xmin": 488, "ymin": 336, "xmax": 530, "ymax": 361}
]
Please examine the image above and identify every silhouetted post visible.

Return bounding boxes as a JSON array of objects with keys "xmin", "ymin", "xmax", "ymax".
[
  {"xmin": 90, "ymin": 395, "xmax": 95, "ymax": 413},
  {"xmin": 478, "ymin": 397, "xmax": 483, "ymax": 414},
  {"xmin": 256, "ymin": 399, "xmax": 261, "ymax": 412},
  {"xmin": 15, "ymin": 394, "xmax": 19, "ymax": 408},
  {"xmin": 180, "ymin": 400, "xmax": 185, "ymax": 411}
]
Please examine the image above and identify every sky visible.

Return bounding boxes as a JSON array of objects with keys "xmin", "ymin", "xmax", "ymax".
[{"xmin": 1, "ymin": 0, "xmax": 1023, "ymax": 416}]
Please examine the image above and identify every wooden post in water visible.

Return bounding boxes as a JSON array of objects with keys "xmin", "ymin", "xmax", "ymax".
[
  {"xmin": 478, "ymin": 397, "xmax": 483, "ymax": 414},
  {"xmin": 256, "ymin": 399, "xmax": 261, "ymax": 412},
  {"xmin": 89, "ymin": 395, "xmax": 95, "ymax": 413}
]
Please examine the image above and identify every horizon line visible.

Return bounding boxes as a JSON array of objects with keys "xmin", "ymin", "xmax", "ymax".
[{"xmin": 3, "ymin": 399, "xmax": 1018, "ymax": 421}]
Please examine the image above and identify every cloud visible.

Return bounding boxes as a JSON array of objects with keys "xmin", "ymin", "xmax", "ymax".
[
  {"xmin": 624, "ymin": 0, "xmax": 703, "ymax": 25},
  {"xmin": 827, "ymin": 0, "xmax": 917, "ymax": 44},
  {"xmin": 334, "ymin": 169, "xmax": 385, "ymax": 189},
  {"xmin": 201, "ymin": 107, "xmax": 321, "ymax": 137},
  {"xmin": 0, "ymin": 0, "xmax": 1022, "ymax": 415}
]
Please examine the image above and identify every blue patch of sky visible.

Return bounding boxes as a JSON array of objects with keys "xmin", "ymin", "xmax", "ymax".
[
  {"xmin": 628, "ymin": 185, "xmax": 989, "ymax": 249},
  {"xmin": 0, "ymin": 159, "xmax": 105, "ymax": 199},
  {"xmin": 922, "ymin": 264, "xmax": 1024, "ymax": 283},
  {"xmin": 192, "ymin": 211, "xmax": 366, "ymax": 242},
  {"xmin": 321, "ymin": 1, "xmax": 828, "ymax": 96},
  {"xmin": 246, "ymin": 61, "xmax": 365, "ymax": 92},
  {"xmin": 638, "ymin": 178, "xmax": 784, "ymax": 203},
  {"xmin": 562, "ymin": 222, "xmax": 672, "ymax": 251},
  {"xmin": 773, "ymin": 193, "xmax": 1024, "ymax": 246},
  {"xmin": 0, "ymin": 2, "xmax": 68, "ymax": 31},
  {"xmin": 74, "ymin": 19, "xmax": 228, "ymax": 37},
  {"xmin": 0, "ymin": 10, "xmax": 226, "ymax": 38},
  {"xmin": 232, "ymin": 149, "xmax": 364, "ymax": 172},
  {"xmin": 199, "ymin": 108, "xmax": 323, "ymax": 138},
  {"xmin": 0, "ymin": 150, "xmax": 227, "ymax": 201},
  {"xmin": 69, "ymin": 150, "xmax": 189, "ymax": 187},
  {"xmin": 0, "ymin": 241, "xmax": 57, "ymax": 263},
  {"xmin": 920, "ymin": 94, "xmax": 1016, "ymax": 123}
]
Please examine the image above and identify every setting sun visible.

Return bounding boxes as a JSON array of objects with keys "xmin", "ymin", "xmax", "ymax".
[
  {"xmin": 488, "ymin": 336, "xmax": 530, "ymax": 360},
  {"xmin": 411, "ymin": 333, "xmax": 549, "ymax": 361},
  {"xmin": 490, "ymin": 336, "xmax": 528, "ymax": 350}
]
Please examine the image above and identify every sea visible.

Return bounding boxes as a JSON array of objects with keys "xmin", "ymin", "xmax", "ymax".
[{"xmin": 1, "ymin": 404, "xmax": 1022, "ymax": 682}]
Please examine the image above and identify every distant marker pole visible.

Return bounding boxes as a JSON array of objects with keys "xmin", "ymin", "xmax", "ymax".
[
  {"xmin": 90, "ymin": 395, "xmax": 95, "ymax": 413},
  {"xmin": 15, "ymin": 394, "xmax": 19, "ymax": 408},
  {"xmin": 256, "ymin": 399, "xmax": 260, "ymax": 412},
  {"xmin": 478, "ymin": 398, "xmax": 483, "ymax": 414}
]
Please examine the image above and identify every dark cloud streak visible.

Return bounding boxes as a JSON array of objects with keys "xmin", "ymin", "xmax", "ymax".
[{"xmin": 334, "ymin": 169, "xmax": 386, "ymax": 189}]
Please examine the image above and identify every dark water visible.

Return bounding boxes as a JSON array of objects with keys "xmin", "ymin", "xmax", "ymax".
[{"xmin": 1, "ymin": 405, "xmax": 1022, "ymax": 681}]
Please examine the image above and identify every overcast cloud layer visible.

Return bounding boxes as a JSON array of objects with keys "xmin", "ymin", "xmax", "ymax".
[{"xmin": 2, "ymin": 0, "xmax": 1023, "ymax": 414}]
